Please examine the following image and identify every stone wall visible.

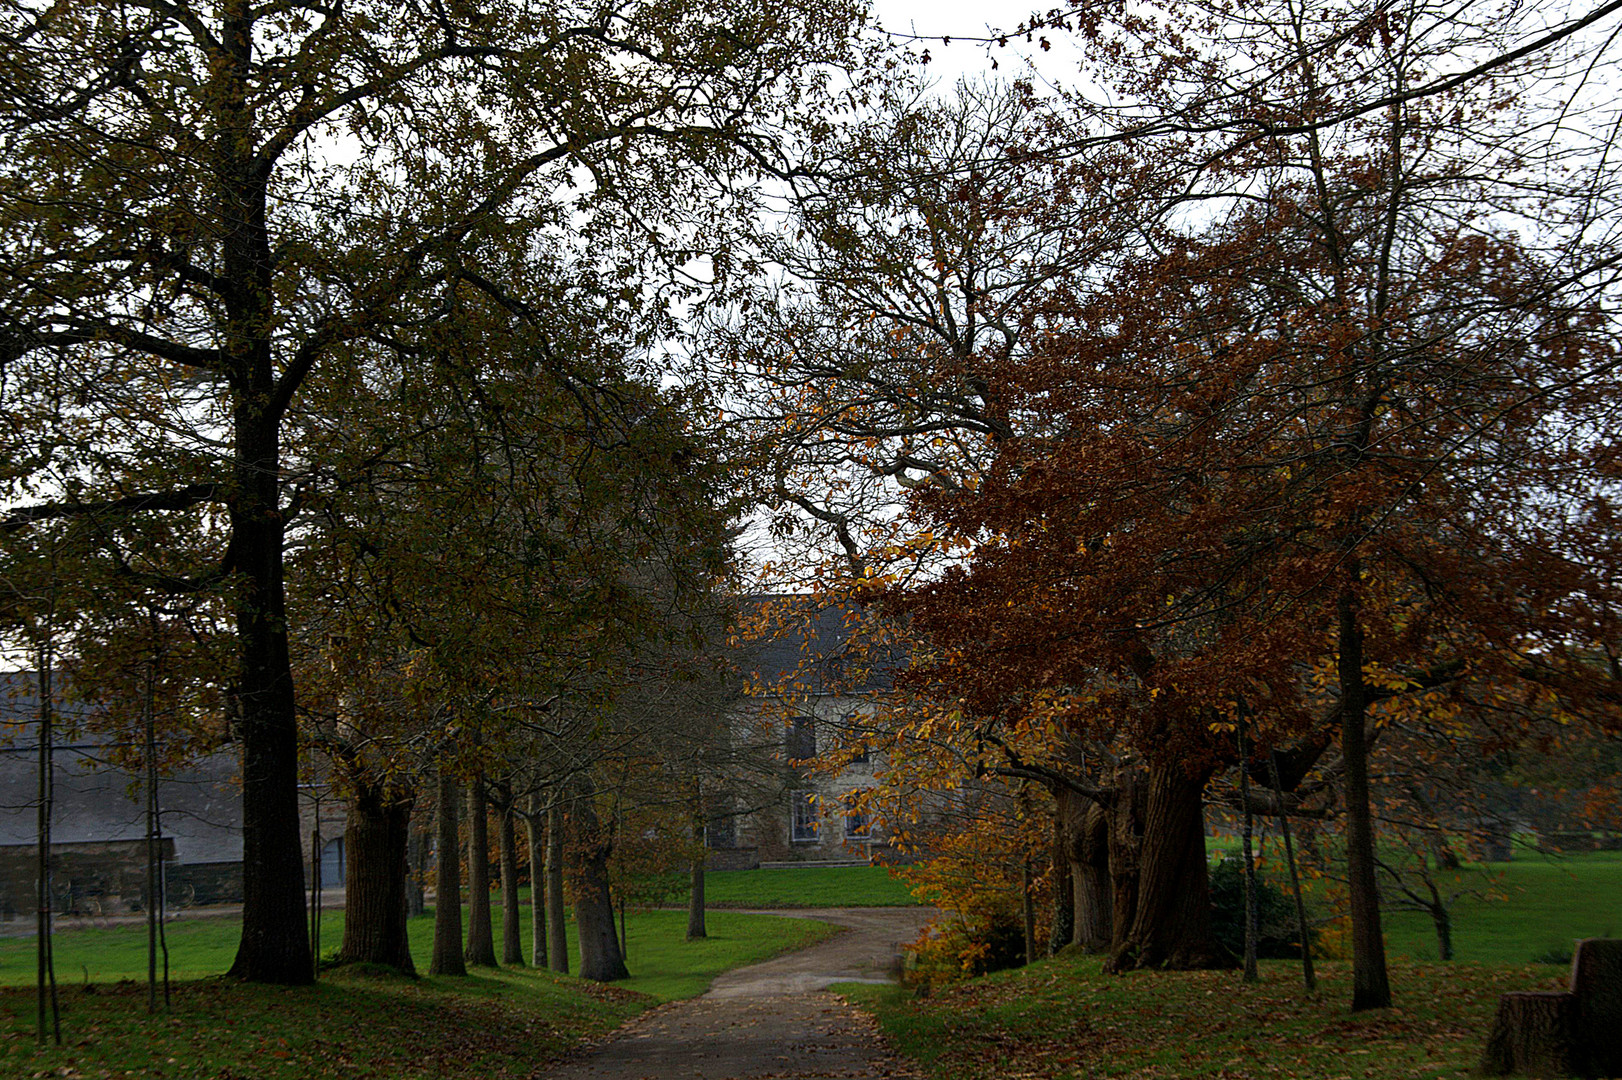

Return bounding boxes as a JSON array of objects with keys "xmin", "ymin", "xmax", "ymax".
[{"xmin": 0, "ymin": 838, "xmax": 176, "ymax": 917}]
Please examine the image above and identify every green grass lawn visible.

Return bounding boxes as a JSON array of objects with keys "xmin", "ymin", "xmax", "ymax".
[
  {"xmin": 0, "ymin": 905, "xmax": 837, "ymax": 1000},
  {"xmin": 1379, "ymin": 851, "xmax": 1622, "ymax": 964},
  {"xmin": 1, "ymin": 964, "xmax": 647, "ymax": 1078},
  {"xmin": 0, "ymin": 905, "xmax": 839, "ymax": 1077},
  {"xmin": 843, "ymin": 955, "xmax": 1568, "ymax": 1080},
  {"xmin": 1206, "ymin": 839, "xmax": 1622, "ymax": 965},
  {"xmin": 700, "ymin": 864, "xmax": 918, "ymax": 907}
]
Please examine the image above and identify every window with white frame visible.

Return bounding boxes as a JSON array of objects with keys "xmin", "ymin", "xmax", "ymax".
[{"xmin": 790, "ymin": 790, "xmax": 820, "ymax": 842}]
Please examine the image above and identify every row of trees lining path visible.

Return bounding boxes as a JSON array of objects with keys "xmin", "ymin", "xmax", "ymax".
[
  {"xmin": 0, "ymin": 0, "xmax": 865, "ymax": 984},
  {"xmin": 4, "ymin": 0, "xmax": 1620, "ymax": 1003}
]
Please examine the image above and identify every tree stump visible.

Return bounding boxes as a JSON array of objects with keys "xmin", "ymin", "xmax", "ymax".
[
  {"xmin": 1479, "ymin": 992, "xmax": 1581, "ymax": 1077},
  {"xmin": 1571, "ymin": 938, "xmax": 1622, "ymax": 1078}
]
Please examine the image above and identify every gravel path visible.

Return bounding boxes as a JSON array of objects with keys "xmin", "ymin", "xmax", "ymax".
[{"xmin": 543, "ymin": 907, "xmax": 934, "ymax": 1080}]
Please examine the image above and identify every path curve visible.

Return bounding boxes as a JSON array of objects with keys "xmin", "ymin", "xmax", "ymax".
[{"xmin": 543, "ymin": 907, "xmax": 934, "ymax": 1080}]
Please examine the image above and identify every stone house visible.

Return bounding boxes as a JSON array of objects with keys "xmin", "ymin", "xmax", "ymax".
[{"xmin": 708, "ymin": 600, "xmax": 902, "ymax": 868}]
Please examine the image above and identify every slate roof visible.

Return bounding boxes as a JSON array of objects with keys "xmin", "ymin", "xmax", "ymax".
[{"xmin": 737, "ymin": 595, "xmax": 904, "ymax": 696}]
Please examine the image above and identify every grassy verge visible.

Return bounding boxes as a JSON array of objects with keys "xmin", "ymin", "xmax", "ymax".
[
  {"xmin": 0, "ymin": 907, "xmax": 837, "ymax": 1076},
  {"xmin": 1, "ymin": 965, "xmax": 645, "ymax": 1079},
  {"xmin": 840, "ymin": 851, "xmax": 1621, "ymax": 1079},
  {"xmin": 0, "ymin": 907, "xmax": 837, "ymax": 997},
  {"xmin": 700, "ymin": 865, "xmax": 918, "ymax": 908},
  {"xmin": 842, "ymin": 956, "xmax": 1567, "ymax": 1080}
]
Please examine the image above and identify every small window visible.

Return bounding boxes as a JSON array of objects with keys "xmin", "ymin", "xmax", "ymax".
[
  {"xmin": 787, "ymin": 716, "xmax": 816, "ymax": 761},
  {"xmin": 790, "ymin": 790, "xmax": 820, "ymax": 842},
  {"xmin": 706, "ymin": 814, "xmax": 736, "ymax": 849},
  {"xmin": 842, "ymin": 794, "xmax": 870, "ymax": 840}
]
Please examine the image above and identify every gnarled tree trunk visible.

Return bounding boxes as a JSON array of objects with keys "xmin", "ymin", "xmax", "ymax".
[
  {"xmin": 1107, "ymin": 759, "xmax": 1230, "ymax": 972},
  {"xmin": 1048, "ymin": 809, "xmax": 1073, "ymax": 956},
  {"xmin": 333, "ymin": 784, "xmax": 416, "ymax": 975},
  {"xmin": 1105, "ymin": 765, "xmax": 1145, "ymax": 959},
  {"xmin": 1072, "ymin": 798, "xmax": 1113, "ymax": 953}
]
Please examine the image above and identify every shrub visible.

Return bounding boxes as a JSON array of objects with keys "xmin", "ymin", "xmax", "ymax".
[
  {"xmin": 904, "ymin": 913, "xmax": 1027, "ymax": 992},
  {"xmin": 1208, "ymin": 857, "xmax": 1316, "ymax": 960}
]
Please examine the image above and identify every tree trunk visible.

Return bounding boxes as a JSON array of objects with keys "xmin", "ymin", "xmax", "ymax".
[
  {"xmin": 1238, "ymin": 716, "xmax": 1259, "ymax": 983},
  {"xmin": 333, "ymin": 785, "xmax": 416, "ymax": 975},
  {"xmin": 1268, "ymin": 749, "xmax": 1317, "ymax": 991},
  {"xmin": 687, "ymin": 816, "xmax": 707, "ymax": 941},
  {"xmin": 1572, "ymin": 938, "xmax": 1622, "ymax": 1078},
  {"xmin": 1080, "ymin": 800, "xmax": 1114, "ymax": 951},
  {"xmin": 1340, "ymin": 584, "xmax": 1392, "ymax": 1009},
  {"xmin": 1422, "ymin": 873, "xmax": 1454, "ymax": 962},
  {"xmin": 1479, "ymin": 992, "xmax": 1581, "ymax": 1077},
  {"xmin": 429, "ymin": 771, "xmax": 466, "ymax": 977},
  {"xmin": 546, "ymin": 801, "xmax": 569, "ymax": 974},
  {"xmin": 464, "ymin": 775, "xmax": 497, "ymax": 967},
  {"xmin": 1048, "ymin": 809, "xmax": 1073, "ymax": 955},
  {"xmin": 1105, "ymin": 765, "xmax": 1145, "ymax": 958},
  {"xmin": 218, "ymin": 17, "xmax": 313, "ymax": 981},
  {"xmin": 497, "ymin": 790, "xmax": 523, "ymax": 966},
  {"xmin": 1107, "ymin": 759, "xmax": 1230, "ymax": 972},
  {"xmin": 224, "ymin": 472, "xmax": 313, "ymax": 984},
  {"xmin": 405, "ymin": 827, "xmax": 426, "ymax": 918},
  {"xmin": 569, "ymin": 791, "xmax": 628, "ymax": 982},
  {"xmin": 36, "ymin": 650, "xmax": 61, "ymax": 1044},
  {"xmin": 1021, "ymin": 861, "xmax": 1037, "ymax": 966},
  {"xmin": 525, "ymin": 794, "xmax": 547, "ymax": 969},
  {"xmin": 1059, "ymin": 789, "xmax": 1111, "ymax": 952},
  {"xmin": 1433, "ymin": 907, "xmax": 1454, "ymax": 962}
]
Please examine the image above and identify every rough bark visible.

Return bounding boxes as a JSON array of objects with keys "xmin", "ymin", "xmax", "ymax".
[
  {"xmin": 687, "ymin": 817, "xmax": 707, "ymax": 941},
  {"xmin": 1573, "ymin": 937, "xmax": 1622, "ymax": 1078},
  {"xmin": 1105, "ymin": 765, "xmax": 1145, "ymax": 958},
  {"xmin": 569, "ymin": 791, "xmax": 628, "ymax": 982},
  {"xmin": 405, "ymin": 828, "xmax": 426, "ymax": 918},
  {"xmin": 1340, "ymin": 584, "xmax": 1392, "ymax": 1009},
  {"xmin": 217, "ymin": 0, "xmax": 313, "ymax": 984},
  {"xmin": 546, "ymin": 801, "xmax": 569, "ymax": 974},
  {"xmin": 1048, "ymin": 810, "xmax": 1073, "ymax": 955},
  {"xmin": 1480, "ymin": 992, "xmax": 1582, "ymax": 1077},
  {"xmin": 1106, "ymin": 759, "xmax": 1231, "ymax": 972},
  {"xmin": 464, "ymin": 775, "xmax": 498, "ymax": 967},
  {"xmin": 525, "ymin": 794, "xmax": 547, "ymax": 969},
  {"xmin": 333, "ymin": 786, "xmax": 416, "ymax": 975},
  {"xmin": 1059, "ymin": 788, "xmax": 1111, "ymax": 952},
  {"xmin": 224, "ymin": 425, "xmax": 312, "ymax": 985},
  {"xmin": 429, "ymin": 771, "xmax": 466, "ymax": 977},
  {"xmin": 496, "ymin": 789, "xmax": 524, "ymax": 966},
  {"xmin": 1078, "ymin": 803, "xmax": 1113, "ymax": 952}
]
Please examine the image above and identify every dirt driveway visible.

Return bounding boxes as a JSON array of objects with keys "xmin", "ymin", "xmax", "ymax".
[{"xmin": 542, "ymin": 907, "xmax": 934, "ymax": 1080}]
